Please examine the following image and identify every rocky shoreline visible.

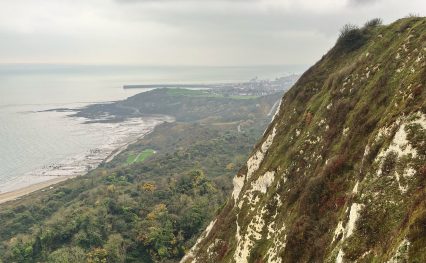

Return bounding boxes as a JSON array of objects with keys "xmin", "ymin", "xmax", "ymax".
[{"xmin": 0, "ymin": 114, "xmax": 174, "ymax": 203}]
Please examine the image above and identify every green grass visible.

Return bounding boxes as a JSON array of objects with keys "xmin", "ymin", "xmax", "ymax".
[
  {"xmin": 126, "ymin": 149, "xmax": 156, "ymax": 164},
  {"xmin": 166, "ymin": 88, "xmax": 258, "ymax": 100},
  {"xmin": 166, "ymin": 88, "xmax": 217, "ymax": 97}
]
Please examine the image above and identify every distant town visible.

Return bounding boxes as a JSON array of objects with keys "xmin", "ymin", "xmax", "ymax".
[{"xmin": 123, "ymin": 74, "xmax": 300, "ymax": 97}]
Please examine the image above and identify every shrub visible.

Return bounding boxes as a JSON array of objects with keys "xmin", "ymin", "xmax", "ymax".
[
  {"xmin": 336, "ymin": 24, "xmax": 367, "ymax": 52},
  {"xmin": 339, "ymin": 24, "xmax": 359, "ymax": 39},
  {"xmin": 406, "ymin": 13, "xmax": 420, "ymax": 18},
  {"xmin": 364, "ymin": 18, "xmax": 383, "ymax": 28}
]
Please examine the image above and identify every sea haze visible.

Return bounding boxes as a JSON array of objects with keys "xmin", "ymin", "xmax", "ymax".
[{"xmin": 0, "ymin": 64, "xmax": 306, "ymax": 193}]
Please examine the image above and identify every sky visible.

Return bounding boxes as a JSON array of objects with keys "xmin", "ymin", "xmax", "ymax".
[{"xmin": 0, "ymin": 0, "xmax": 425, "ymax": 66}]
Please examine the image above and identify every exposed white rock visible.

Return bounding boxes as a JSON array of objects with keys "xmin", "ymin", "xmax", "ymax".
[
  {"xmin": 336, "ymin": 249, "xmax": 345, "ymax": 263},
  {"xmin": 363, "ymin": 145, "xmax": 370, "ymax": 158},
  {"xmin": 346, "ymin": 203, "xmax": 363, "ymax": 238},
  {"xmin": 403, "ymin": 43, "xmax": 408, "ymax": 52},
  {"xmin": 352, "ymin": 181, "xmax": 359, "ymax": 194},
  {"xmin": 332, "ymin": 202, "xmax": 363, "ymax": 261},
  {"xmin": 295, "ymin": 129, "xmax": 301, "ymax": 137},
  {"xmin": 394, "ymin": 171, "xmax": 408, "ymax": 193},
  {"xmin": 375, "ymin": 123, "xmax": 396, "ymax": 142},
  {"xmin": 378, "ymin": 112, "xmax": 426, "ymax": 160},
  {"xmin": 374, "ymin": 112, "xmax": 426, "ymax": 193},
  {"xmin": 404, "ymin": 167, "xmax": 416, "ymax": 178},
  {"xmin": 234, "ymin": 207, "xmax": 268, "ymax": 263},
  {"xmin": 342, "ymin": 127, "xmax": 349, "ymax": 137},
  {"xmin": 233, "ymin": 125, "xmax": 279, "ymax": 201},
  {"xmin": 387, "ymin": 238, "xmax": 410, "ymax": 263},
  {"xmin": 181, "ymin": 219, "xmax": 217, "ymax": 263},
  {"xmin": 395, "ymin": 52, "xmax": 401, "ymax": 60},
  {"xmin": 232, "ymin": 174, "xmax": 246, "ymax": 201},
  {"xmin": 271, "ymin": 99, "xmax": 282, "ymax": 121},
  {"xmin": 250, "ymin": 171, "xmax": 276, "ymax": 193},
  {"xmin": 306, "ymin": 136, "xmax": 321, "ymax": 145},
  {"xmin": 274, "ymin": 192, "xmax": 283, "ymax": 207},
  {"xmin": 239, "ymin": 171, "xmax": 276, "ymax": 208},
  {"xmin": 262, "ymin": 127, "xmax": 277, "ymax": 153},
  {"xmin": 332, "ymin": 221, "xmax": 344, "ymax": 243},
  {"xmin": 206, "ymin": 239, "xmax": 220, "ymax": 257},
  {"xmin": 267, "ymin": 222, "xmax": 276, "ymax": 239},
  {"xmin": 247, "ymin": 150, "xmax": 265, "ymax": 180},
  {"xmin": 266, "ymin": 230, "xmax": 286, "ymax": 263}
]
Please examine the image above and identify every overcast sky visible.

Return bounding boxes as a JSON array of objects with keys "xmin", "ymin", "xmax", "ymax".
[{"xmin": 0, "ymin": 0, "xmax": 424, "ymax": 66}]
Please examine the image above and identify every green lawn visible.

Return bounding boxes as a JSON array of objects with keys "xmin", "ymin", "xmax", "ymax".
[{"xmin": 126, "ymin": 149, "xmax": 156, "ymax": 164}]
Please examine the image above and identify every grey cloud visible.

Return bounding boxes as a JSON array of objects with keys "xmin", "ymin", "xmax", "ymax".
[{"xmin": 0, "ymin": 0, "xmax": 424, "ymax": 65}]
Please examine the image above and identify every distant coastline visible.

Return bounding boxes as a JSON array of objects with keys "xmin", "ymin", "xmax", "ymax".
[
  {"xmin": 0, "ymin": 71, "xmax": 298, "ymax": 205},
  {"xmin": 123, "ymin": 84, "xmax": 214, "ymax": 89}
]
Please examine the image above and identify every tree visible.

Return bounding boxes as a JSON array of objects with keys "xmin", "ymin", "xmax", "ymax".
[
  {"xmin": 142, "ymin": 182, "xmax": 156, "ymax": 193},
  {"xmin": 87, "ymin": 247, "xmax": 108, "ymax": 263},
  {"xmin": 105, "ymin": 234, "xmax": 126, "ymax": 263},
  {"xmin": 47, "ymin": 247, "xmax": 87, "ymax": 263}
]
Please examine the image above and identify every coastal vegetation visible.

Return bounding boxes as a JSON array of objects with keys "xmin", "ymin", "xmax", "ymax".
[
  {"xmin": 73, "ymin": 88, "xmax": 279, "ymax": 123},
  {"xmin": 0, "ymin": 88, "xmax": 281, "ymax": 262},
  {"xmin": 165, "ymin": 88, "xmax": 259, "ymax": 100},
  {"xmin": 126, "ymin": 149, "xmax": 156, "ymax": 165}
]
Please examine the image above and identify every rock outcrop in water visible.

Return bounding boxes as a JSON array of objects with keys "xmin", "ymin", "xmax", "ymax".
[{"xmin": 182, "ymin": 17, "xmax": 426, "ymax": 263}]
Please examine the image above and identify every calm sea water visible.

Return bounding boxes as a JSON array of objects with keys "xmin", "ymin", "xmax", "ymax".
[{"xmin": 0, "ymin": 64, "xmax": 306, "ymax": 191}]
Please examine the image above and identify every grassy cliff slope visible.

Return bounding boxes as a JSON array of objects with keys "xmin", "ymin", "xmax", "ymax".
[{"xmin": 183, "ymin": 17, "xmax": 426, "ymax": 263}]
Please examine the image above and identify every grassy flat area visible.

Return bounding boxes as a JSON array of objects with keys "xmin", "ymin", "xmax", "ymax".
[
  {"xmin": 126, "ymin": 149, "xmax": 156, "ymax": 164},
  {"xmin": 166, "ymin": 88, "xmax": 258, "ymax": 100},
  {"xmin": 228, "ymin": 95, "xmax": 259, "ymax": 100},
  {"xmin": 166, "ymin": 88, "xmax": 213, "ymax": 96}
]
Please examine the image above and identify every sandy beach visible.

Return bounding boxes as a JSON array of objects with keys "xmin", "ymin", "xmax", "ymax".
[
  {"xmin": 0, "ymin": 176, "xmax": 70, "ymax": 204},
  {"xmin": 0, "ymin": 115, "xmax": 174, "ymax": 205}
]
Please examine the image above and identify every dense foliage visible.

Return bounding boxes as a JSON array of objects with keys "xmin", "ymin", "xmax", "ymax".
[{"xmin": 0, "ymin": 110, "xmax": 273, "ymax": 262}]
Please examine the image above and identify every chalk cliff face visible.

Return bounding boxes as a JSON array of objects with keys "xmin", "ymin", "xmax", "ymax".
[{"xmin": 182, "ymin": 17, "xmax": 426, "ymax": 263}]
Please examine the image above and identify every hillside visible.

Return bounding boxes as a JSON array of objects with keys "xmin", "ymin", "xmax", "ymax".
[
  {"xmin": 73, "ymin": 88, "xmax": 281, "ymax": 123},
  {"xmin": 0, "ymin": 90, "xmax": 280, "ymax": 262},
  {"xmin": 182, "ymin": 17, "xmax": 426, "ymax": 263}
]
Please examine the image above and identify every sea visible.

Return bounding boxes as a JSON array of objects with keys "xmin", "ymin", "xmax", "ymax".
[{"xmin": 0, "ymin": 64, "xmax": 306, "ymax": 193}]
